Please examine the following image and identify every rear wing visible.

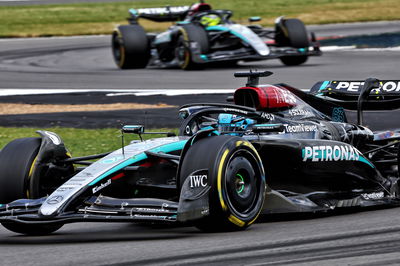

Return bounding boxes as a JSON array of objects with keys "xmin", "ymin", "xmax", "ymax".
[
  {"xmin": 310, "ymin": 80, "xmax": 400, "ymax": 110},
  {"xmin": 129, "ymin": 6, "xmax": 190, "ymax": 22}
]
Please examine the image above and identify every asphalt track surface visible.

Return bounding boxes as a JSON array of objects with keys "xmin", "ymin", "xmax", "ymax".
[
  {"xmin": 1, "ymin": 22, "xmax": 400, "ymax": 265},
  {"xmin": 1, "ymin": 21, "xmax": 400, "ymax": 129}
]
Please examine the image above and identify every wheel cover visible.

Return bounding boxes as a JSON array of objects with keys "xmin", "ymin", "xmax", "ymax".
[
  {"xmin": 175, "ymin": 35, "xmax": 190, "ymax": 68},
  {"xmin": 224, "ymin": 149, "xmax": 262, "ymax": 218}
]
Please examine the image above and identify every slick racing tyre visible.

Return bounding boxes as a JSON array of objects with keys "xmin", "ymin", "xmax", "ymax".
[
  {"xmin": 275, "ymin": 18, "xmax": 309, "ymax": 66},
  {"xmin": 175, "ymin": 24, "xmax": 209, "ymax": 70},
  {"xmin": 0, "ymin": 138, "xmax": 41, "ymax": 203},
  {"xmin": 112, "ymin": 25, "xmax": 150, "ymax": 69},
  {"xmin": 1, "ymin": 222, "xmax": 63, "ymax": 236},
  {"xmin": 180, "ymin": 135, "xmax": 266, "ymax": 231},
  {"xmin": 0, "ymin": 137, "xmax": 74, "ymax": 202}
]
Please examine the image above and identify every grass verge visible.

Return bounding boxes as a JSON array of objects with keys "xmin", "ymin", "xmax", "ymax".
[
  {"xmin": 0, "ymin": 127, "xmax": 178, "ymax": 157},
  {"xmin": 0, "ymin": 0, "xmax": 399, "ymax": 37}
]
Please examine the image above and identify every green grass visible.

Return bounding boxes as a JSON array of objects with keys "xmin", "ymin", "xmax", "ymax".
[
  {"xmin": 0, "ymin": 0, "xmax": 398, "ymax": 37},
  {"xmin": 0, "ymin": 127, "xmax": 178, "ymax": 157}
]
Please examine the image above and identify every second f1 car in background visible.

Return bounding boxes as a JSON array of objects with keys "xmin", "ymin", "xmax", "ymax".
[{"xmin": 111, "ymin": 2, "xmax": 321, "ymax": 70}]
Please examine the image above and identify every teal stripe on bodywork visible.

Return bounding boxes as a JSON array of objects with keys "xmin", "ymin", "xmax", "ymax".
[
  {"xmin": 358, "ymin": 156, "xmax": 375, "ymax": 168},
  {"xmin": 89, "ymin": 140, "xmax": 187, "ymax": 186},
  {"xmin": 318, "ymin": 81, "xmax": 330, "ymax": 92},
  {"xmin": 206, "ymin": 25, "xmax": 249, "ymax": 43},
  {"xmin": 255, "ymin": 124, "xmax": 282, "ymax": 126}
]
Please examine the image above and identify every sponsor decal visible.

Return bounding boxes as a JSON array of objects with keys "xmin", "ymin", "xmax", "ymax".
[
  {"xmin": 137, "ymin": 6, "xmax": 189, "ymax": 15},
  {"xmin": 56, "ymin": 186, "xmax": 75, "ymax": 192},
  {"xmin": 132, "ymin": 214, "xmax": 172, "ymax": 220},
  {"xmin": 288, "ymin": 109, "xmax": 313, "ymax": 117},
  {"xmin": 301, "ymin": 144, "xmax": 374, "ymax": 168},
  {"xmin": 274, "ymin": 87, "xmax": 297, "ymax": 105},
  {"xmin": 47, "ymin": 195, "xmax": 64, "ymax": 205},
  {"xmin": 302, "ymin": 145, "xmax": 360, "ymax": 162},
  {"xmin": 284, "ymin": 124, "xmax": 317, "ymax": 133},
  {"xmin": 92, "ymin": 179, "xmax": 112, "ymax": 194},
  {"xmin": 335, "ymin": 81, "xmax": 400, "ymax": 93},
  {"xmin": 361, "ymin": 192, "xmax": 384, "ymax": 200},
  {"xmin": 133, "ymin": 207, "xmax": 171, "ymax": 213},
  {"xmin": 260, "ymin": 112, "xmax": 275, "ymax": 120},
  {"xmin": 189, "ymin": 174, "xmax": 208, "ymax": 188}
]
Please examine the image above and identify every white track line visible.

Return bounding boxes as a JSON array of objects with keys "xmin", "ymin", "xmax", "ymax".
[
  {"xmin": 0, "ymin": 88, "xmax": 236, "ymax": 97},
  {"xmin": 321, "ymin": 46, "xmax": 400, "ymax": 52}
]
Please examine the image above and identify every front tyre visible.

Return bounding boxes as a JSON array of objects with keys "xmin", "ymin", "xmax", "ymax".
[
  {"xmin": 175, "ymin": 24, "xmax": 209, "ymax": 70},
  {"xmin": 276, "ymin": 18, "xmax": 309, "ymax": 66},
  {"xmin": 280, "ymin": 55, "xmax": 308, "ymax": 66},
  {"xmin": 0, "ymin": 138, "xmax": 41, "ymax": 203},
  {"xmin": 0, "ymin": 137, "xmax": 70, "ymax": 235},
  {"xmin": 180, "ymin": 136, "xmax": 266, "ymax": 231},
  {"xmin": 112, "ymin": 25, "xmax": 150, "ymax": 69}
]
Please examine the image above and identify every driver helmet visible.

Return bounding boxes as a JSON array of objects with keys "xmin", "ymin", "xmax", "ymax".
[
  {"xmin": 200, "ymin": 14, "xmax": 221, "ymax": 26},
  {"xmin": 188, "ymin": 3, "xmax": 212, "ymax": 16}
]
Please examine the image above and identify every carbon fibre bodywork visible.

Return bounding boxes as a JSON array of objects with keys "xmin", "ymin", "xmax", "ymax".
[{"xmin": 1, "ymin": 71, "xmax": 399, "ymax": 234}]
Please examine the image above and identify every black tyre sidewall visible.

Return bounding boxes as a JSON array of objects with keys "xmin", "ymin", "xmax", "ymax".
[
  {"xmin": 284, "ymin": 19, "xmax": 309, "ymax": 48},
  {"xmin": 176, "ymin": 24, "xmax": 209, "ymax": 70},
  {"xmin": 0, "ymin": 138, "xmax": 41, "ymax": 203},
  {"xmin": 112, "ymin": 25, "xmax": 150, "ymax": 69},
  {"xmin": 280, "ymin": 55, "xmax": 308, "ymax": 66},
  {"xmin": 276, "ymin": 18, "xmax": 309, "ymax": 66},
  {"xmin": 180, "ymin": 136, "xmax": 265, "ymax": 231}
]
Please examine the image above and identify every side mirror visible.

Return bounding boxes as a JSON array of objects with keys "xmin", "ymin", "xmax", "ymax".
[
  {"xmin": 249, "ymin": 16, "xmax": 261, "ymax": 23},
  {"xmin": 122, "ymin": 125, "xmax": 144, "ymax": 134}
]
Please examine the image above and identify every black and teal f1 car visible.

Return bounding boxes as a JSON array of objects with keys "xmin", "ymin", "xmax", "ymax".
[
  {"xmin": 111, "ymin": 1, "xmax": 321, "ymax": 70},
  {"xmin": 1, "ymin": 71, "xmax": 400, "ymax": 235}
]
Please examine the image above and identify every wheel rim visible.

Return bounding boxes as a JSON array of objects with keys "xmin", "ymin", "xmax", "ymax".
[
  {"xmin": 112, "ymin": 33, "xmax": 122, "ymax": 64},
  {"xmin": 175, "ymin": 36, "xmax": 189, "ymax": 68},
  {"xmin": 224, "ymin": 149, "xmax": 262, "ymax": 218}
]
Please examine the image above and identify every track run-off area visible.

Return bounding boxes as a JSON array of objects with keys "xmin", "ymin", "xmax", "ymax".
[{"xmin": 0, "ymin": 21, "xmax": 400, "ymax": 265}]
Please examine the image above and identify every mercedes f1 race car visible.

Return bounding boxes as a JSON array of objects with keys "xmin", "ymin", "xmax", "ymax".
[
  {"xmin": 111, "ymin": 1, "xmax": 321, "ymax": 70},
  {"xmin": 1, "ymin": 71, "xmax": 400, "ymax": 235}
]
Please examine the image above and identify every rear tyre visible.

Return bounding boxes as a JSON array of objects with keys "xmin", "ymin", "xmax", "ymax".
[
  {"xmin": 112, "ymin": 25, "xmax": 150, "ymax": 69},
  {"xmin": 276, "ymin": 18, "xmax": 309, "ymax": 66},
  {"xmin": 175, "ymin": 24, "xmax": 209, "ymax": 70},
  {"xmin": 180, "ymin": 136, "xmax": 266, "ymax": 232}
]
